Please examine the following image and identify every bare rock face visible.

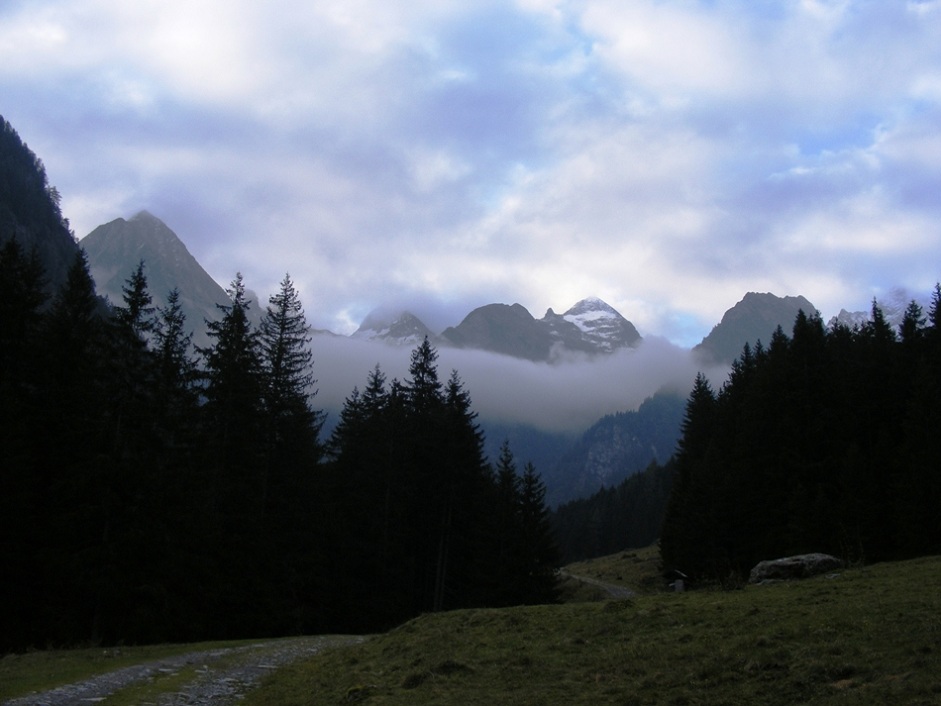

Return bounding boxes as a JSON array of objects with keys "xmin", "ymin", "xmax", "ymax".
[{"xmin": 749, "ymin": 553, "xmax": 843, "ymax": 583}]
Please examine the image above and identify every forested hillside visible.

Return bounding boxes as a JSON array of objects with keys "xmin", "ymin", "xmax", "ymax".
[
  {"xmin": 0, "ymin": 116, "xmax": 79, "ymax": 292},
  {"xmin": 0, "ymin": 116, "xmax": 562, "ymax": 651},
  {"xmin": 0, "ymin": 246, "xmax": 559, "ymax": 650},
  {"xmin": 552, "ymin": 459, "xmax": 675, "ymax": 564},
  {"xmin": 661, "ymin": 299, "xmax": 941, "ymax": 581}
]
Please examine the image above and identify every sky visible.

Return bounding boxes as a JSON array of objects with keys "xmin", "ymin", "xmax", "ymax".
[{"xmin": 3, "ymin": 0, "xmax": 941, "ymax": 348}]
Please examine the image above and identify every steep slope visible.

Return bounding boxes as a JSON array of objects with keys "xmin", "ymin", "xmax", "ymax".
[
  {"xmin": 693, "ymin": 292, "xmax": 817, "ymax": 366},
  {"xmin": 81, "ymin": 211, "xmax": 232, "ymax": 348},
  {"xmin": 542, "ymin": 392, "xmax": 685, "ymax": 507},
  {"xmin": 0, "ymin": 115, "xmax": 80, "ymax": 295}
]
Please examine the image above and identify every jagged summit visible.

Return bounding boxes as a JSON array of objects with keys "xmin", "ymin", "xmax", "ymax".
[
  {"xmin": 693, "ymin": 292, "xmax": 817, "ymax": 366},
  {"xmin": 353, "ymin": 308, "xmax": 435, "ymax": 346},
  {"xmin": 81, "ymin": 212, "xmax": 232, "ymax": 348},
  {"xmin": 543, "ymin": 297, "xmax": 642, "ymax": 355},
  {"xmin": 828, "ymin": 287, "xmax": 926, "ymax": 333},
  {"xmin": 441, "ymin": 298, "xmax": 642, "ymax": 361}
]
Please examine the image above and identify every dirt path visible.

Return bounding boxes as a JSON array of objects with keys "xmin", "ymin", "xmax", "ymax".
[
  {"xmin": 2, "ymin": 636, "xmax": 364, "ymax": 706},
  {"xmin": 559, "ymin": 570, "xmax": 637, "ymax": 599}
]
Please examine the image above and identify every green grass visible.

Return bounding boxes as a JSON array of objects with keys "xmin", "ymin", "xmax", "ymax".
[
  {"xmin": 563, "ymin": 544, "xmax": 664, "ymax": 594},
  {"xmin": 5, "ymin": 555, "xmax": 940, "ymax": 705},
  {"xmin": 0, "ymin": 638, "xmax": 258, "ymax": 701},
  {"xmin": 245, "ymin": 555, "xmax": 941, "ymax": 705}
]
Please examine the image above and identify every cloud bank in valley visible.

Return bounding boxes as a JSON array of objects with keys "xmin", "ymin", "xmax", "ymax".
[{"xmin": 311, "ymin": 334, "xmax": 716, "ymax": 434}]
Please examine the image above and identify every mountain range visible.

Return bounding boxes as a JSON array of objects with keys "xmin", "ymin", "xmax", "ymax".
[
  {"xmin": 86, "ymin": 212, "xmax": 815, "ymax": 367},
  {"xmin": 440, "ymin": 298, "xmax": 642, "ymax": 362},
  {"xmin": 76, "ymin": 211, "xmax": 828, "ymax": 504},
  {"xmin": 72, "ymin": 210, "xmax": 922, "ymax": 508}
]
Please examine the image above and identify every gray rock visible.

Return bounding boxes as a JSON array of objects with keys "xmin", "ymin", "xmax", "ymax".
[{"xmin": 749, "ymin": 553, "xmax": 843, "ymax": 584}]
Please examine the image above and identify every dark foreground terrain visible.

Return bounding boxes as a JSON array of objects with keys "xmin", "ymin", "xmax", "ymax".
[{"xmin": 3, "ymin": 555, "xmax": 939, "ymax": 705}]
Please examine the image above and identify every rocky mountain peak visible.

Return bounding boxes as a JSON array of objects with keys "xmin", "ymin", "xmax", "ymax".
[
  {"xmin": 353, "ymin": 308, "xmax": 435, "ymax": 345},
  {"xmin": 81, "ymin": 212, "xmax": 232, "ymax": 348},
  {"xmin": 565, "ymin": 296, "xmax": 617, "ymax": 316},
  {"xmin": 543, "ymin": 297, "xmax": 642, "ymax": 355},
  {"xmin": 694, "ymin": 291, "xmax": 817, "ymax": 366}
]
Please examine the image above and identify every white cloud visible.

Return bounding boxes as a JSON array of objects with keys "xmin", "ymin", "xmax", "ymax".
[{"xmin": 5, "ymin": 0, "xmax": 941, "ymax": 353}]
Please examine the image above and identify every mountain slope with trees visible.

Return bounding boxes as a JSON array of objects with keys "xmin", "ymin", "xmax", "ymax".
[
  {"xmin": 693, "ymin": 292, "xmax": 817, "ymax": 366},
  {"xmin": 542, "ymin": 392, "xmax": 684, "ymax": 506},
  {"xmin": 0, "ymin": 115, "xmax": 79, "ymax": 294}
]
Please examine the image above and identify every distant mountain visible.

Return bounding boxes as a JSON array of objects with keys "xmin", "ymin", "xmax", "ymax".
[
  {"xmin": 441, "ymin": 298, "xmax": 642, "ymax": 362},
  {"xmin": 0, "ymin": 115, "xmax": 81, "ymax": 295},
  {"xmin": 541, "ymin": 392, "xmax": 685, "ymax": 507},
  {"xmin": 542, "ymin": 297, "xmax": 642, "ymax": 355},
  {"xmin": 81, "ymin": 211, "xmax": 233, "ymax": 348},
  {"xmin": 352, "ymin": 308, "xmax": 437, "ymax": 346},
  {"xmin": 441, "ymin": 303, "xmax": 554, "ymax": 361},
  {"xmin": 480, "ymin": 421, "xmax": 579, "ymax": 489},
  {"xmin": 828, "ymin": 287, "xmax": 927, "ymax": 334},
  {"xmin": 694, "ymin": 292, "xmax": 817, "ymax": 366}
]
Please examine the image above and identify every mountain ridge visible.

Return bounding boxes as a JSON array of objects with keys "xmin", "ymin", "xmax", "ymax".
[
  {"xmin": 79, "ymin": 211, "xmax": 835, "ymax": 367},
  {"xmin": 81, "ymin": 211, "xmax": 234, "ymax": 348},
  {"xmin": 693, "ymin": 291, "xmax": 818, "ymax": 366}
]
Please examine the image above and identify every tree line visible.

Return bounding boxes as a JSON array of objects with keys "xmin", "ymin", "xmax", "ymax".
[
  {"xmin": 659, "ymin": 296, "xmax": 941, "ymax": 582},
  {"xmin": 551, "ymin": 459, "xmax": 675, "ymax": 565},
  {"xmin": 0, "ymin": 240, "xmax": 558, "ymax": 652}
]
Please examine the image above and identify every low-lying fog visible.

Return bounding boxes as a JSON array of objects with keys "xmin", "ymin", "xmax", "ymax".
[{"xmin": 310, "ymin": 334, "xmax": 729, "ymax": 434}]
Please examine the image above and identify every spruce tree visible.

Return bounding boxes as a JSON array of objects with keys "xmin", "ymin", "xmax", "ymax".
[
  {"xmin": 660, "ymin": 373, "xmax": 717, "ymax": 578},
  {"xmin": 198, "ymin": 273, "xmax": 270, "ymax": 634},
  {"xmin": 153, "ymin": 287, "xmax": 198, "ymax": 416},
  {"xmin": 517, "ymin": 461, "xmax": 561, "ymax": 604},
  {"xmin": 199, "ymin": 272, "xmax": 266, "ymax": 494},
  {"xmin": 113, "ymin": 259, "xmax": 156, "ymax": 340},
  {"xmin": 260, "ymin": 273, "xmax": 323, "ymax": 473}
]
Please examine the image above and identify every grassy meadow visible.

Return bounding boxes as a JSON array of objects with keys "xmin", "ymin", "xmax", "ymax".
[
  {"xmin": 3, "ymin": 553, "xmax": 939, "ymax": 705},
  {"xmin": 247, "ymin": 555, "xmax": 941, "ymax": 705}
]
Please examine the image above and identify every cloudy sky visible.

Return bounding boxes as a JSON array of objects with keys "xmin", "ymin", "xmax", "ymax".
[{"xmin": 3, "ymin": 0, "xmax": 941, "ymax": 346}]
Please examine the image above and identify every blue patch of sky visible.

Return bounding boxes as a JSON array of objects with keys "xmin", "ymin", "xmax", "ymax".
[
  {"xmin": 791, "ymin": 113, "xmax": 882, "ymax": 158},
  {"xmin": 664, "ymin": 311, "xmax": 712, "ymax": 349}
]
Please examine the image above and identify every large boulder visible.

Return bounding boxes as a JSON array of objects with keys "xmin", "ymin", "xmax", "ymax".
[{"xmin": 749, "ymin": 553, "xmax": 843, "ymax": 584}]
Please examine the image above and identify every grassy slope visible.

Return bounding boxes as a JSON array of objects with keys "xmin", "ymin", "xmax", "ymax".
[
  {"xmin": 563, "ymin": 544, "xmax": 663, "ymax": 593},
  {"xmin": 246, "ymin": 555, "xmax": 941, "ymax": 706}
]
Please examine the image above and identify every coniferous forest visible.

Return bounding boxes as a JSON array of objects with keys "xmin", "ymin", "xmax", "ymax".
[
  {"xmin": 659, "ymin": 301, "xmax": 941, "ymax": 582},
  {"xmin": 0, "ymin": 242, "xmax": 559, "ymax": 651},
  {"xmin": 0, "ymin": 119, "xmax": 558, "ymax": 652}
]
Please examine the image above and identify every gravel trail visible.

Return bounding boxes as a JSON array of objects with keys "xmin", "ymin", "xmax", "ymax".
[
  {"xmin": 3, "ymin": 636, "xmax": 364, "ymax": 706},
  {"xmin": 560, "ymin": 570, "xmax": 637, "ymax": 599}
]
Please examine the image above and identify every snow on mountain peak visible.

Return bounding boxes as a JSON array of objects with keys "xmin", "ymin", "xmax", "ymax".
[
  {"xmin": 562, "ymin": 298, "xmax": 621, "ymax": 334},
  {"xmin": 540, "ymin": 297, "xmax": 642, "ymax": 354},
  {"xmin": 352, "ymin": 309, "xmax": 434, "ymax": 345}
]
